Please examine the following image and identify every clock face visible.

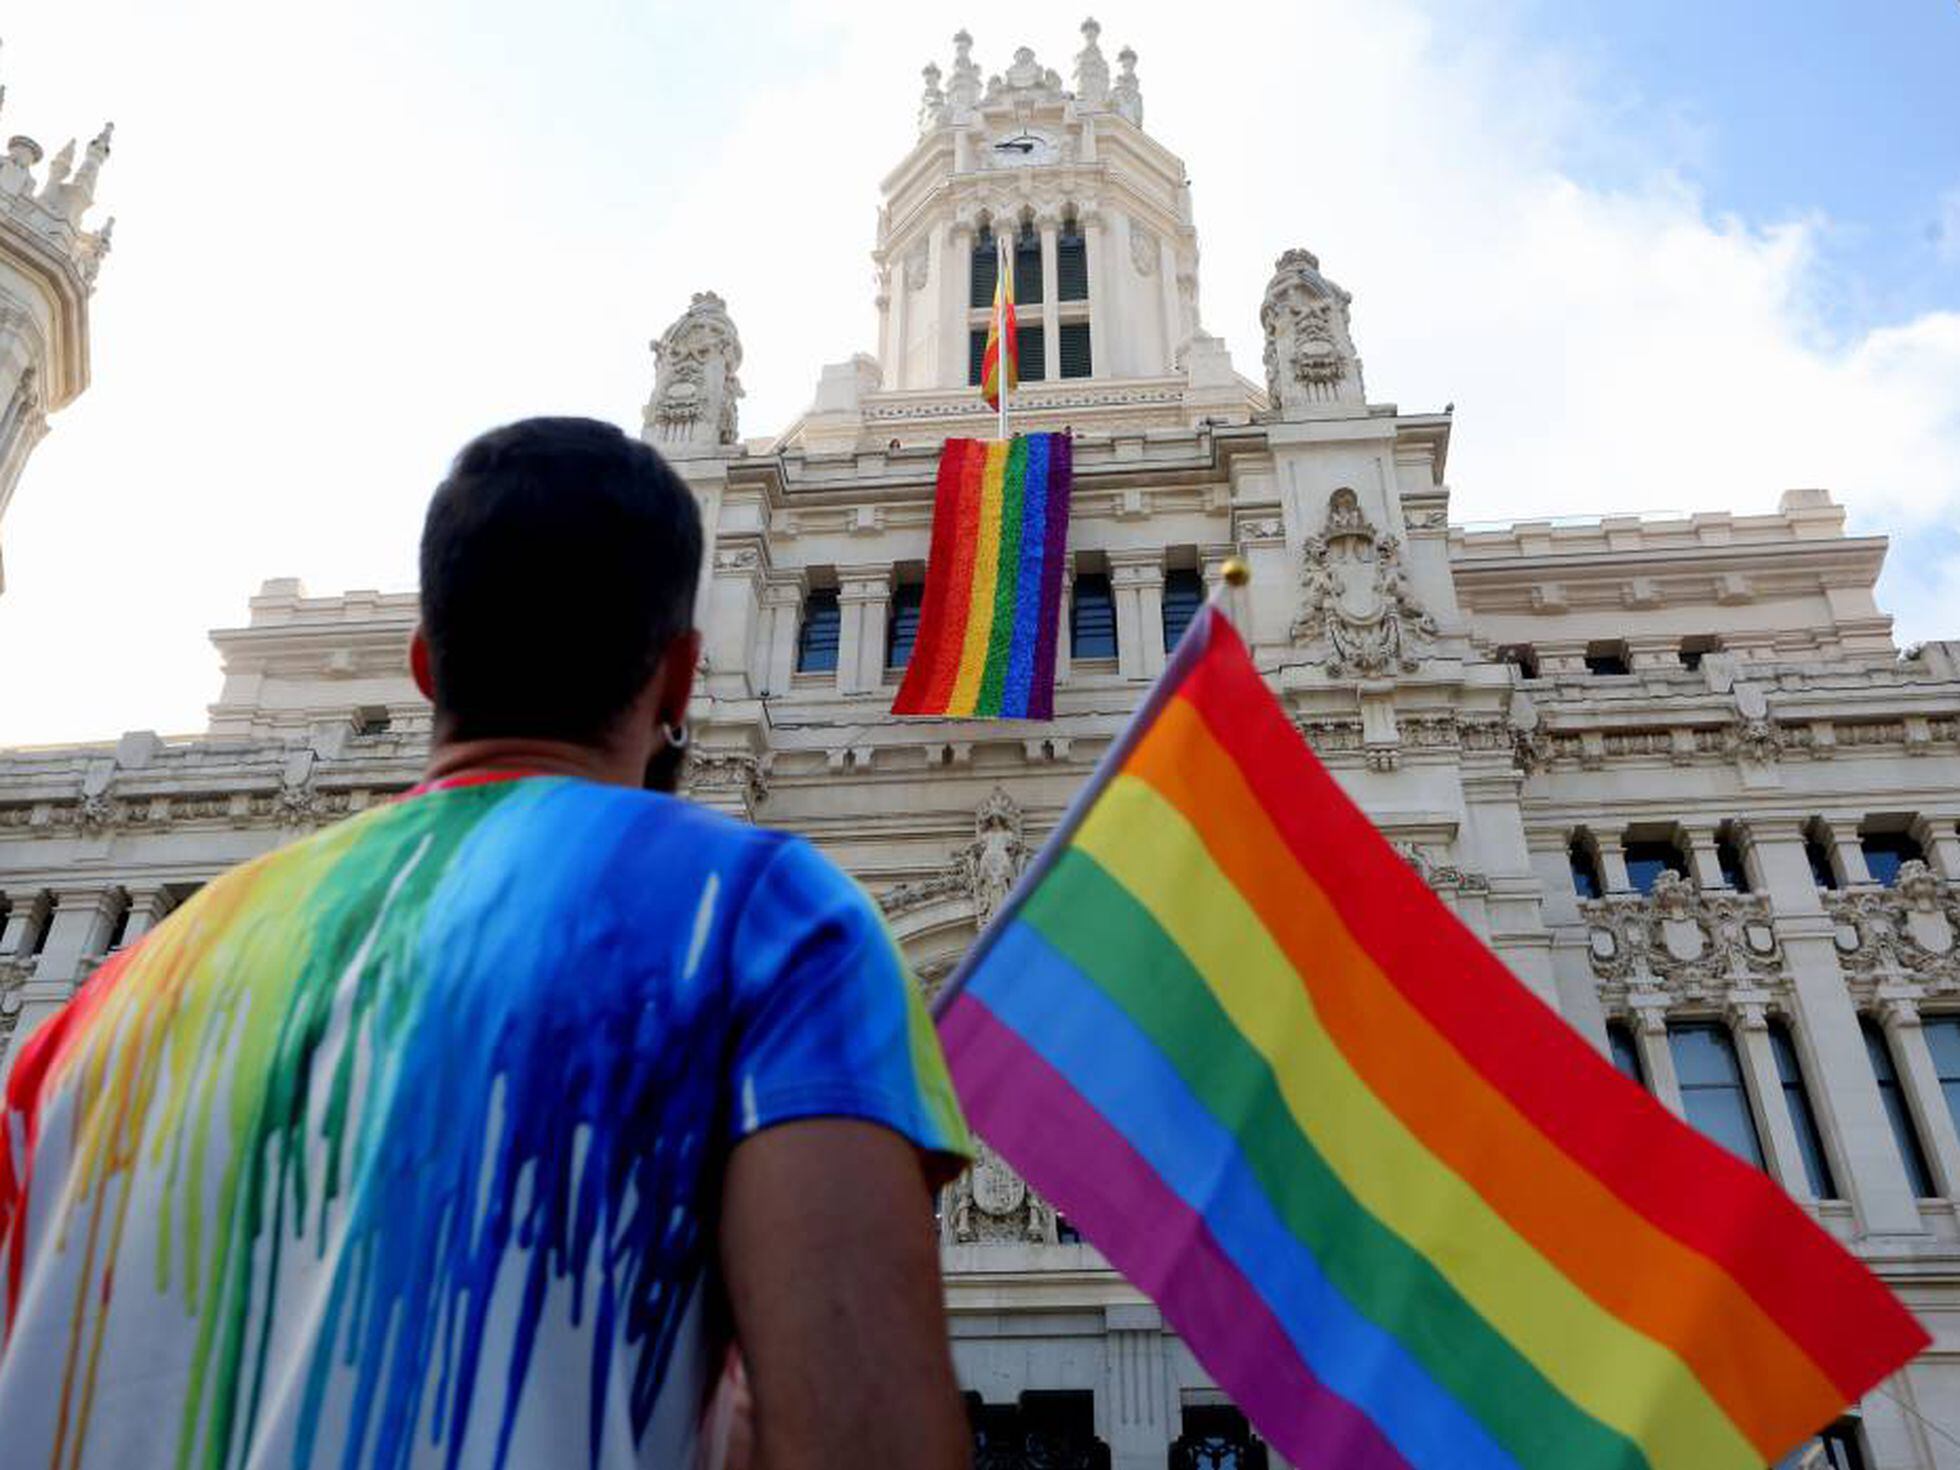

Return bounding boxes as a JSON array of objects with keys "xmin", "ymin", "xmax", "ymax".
[{"xmin": 989, "ymin": 129, "xmax": 1060, "ymax": 167}]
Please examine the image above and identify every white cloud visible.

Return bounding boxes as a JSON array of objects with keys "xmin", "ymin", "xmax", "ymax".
[{"xmin": 1, "ymin": 0, "xmax": 1956, "ymax": 746}]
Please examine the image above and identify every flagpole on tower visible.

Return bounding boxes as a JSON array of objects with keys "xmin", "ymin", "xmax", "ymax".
[{"xmin": 997, "ymin": 234, "xmax": 1010, "ymax": 443}]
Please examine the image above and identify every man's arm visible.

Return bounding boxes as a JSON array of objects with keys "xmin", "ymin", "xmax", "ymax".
[{"xmin": 720, "ymin": 1119, "xmax": 969, "ymax": 1470}]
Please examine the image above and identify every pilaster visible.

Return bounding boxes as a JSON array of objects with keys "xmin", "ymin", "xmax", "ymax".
[
  {"xmin": 1631, "ymin": 1003, "xmax": 1686, "ymax": 1116},
  {"xmin": 1100, "ymin": 1304, "xmax": 1173, "ymax": 1470},
  {"xmin": 119, "ymin": 885, "xmax": 175, "ymax": 947},
  {"xmin": 1878, "ymin": 994, "xmax": 1960, "ymax": 1200},
  {"xmin": 942, "ymin": 222, "xmax": 973, "ymax": 391},
  {"xmin": 1729, "ymin": 995, "xmax": 1814, "ymax": 1203},
  {"xmin": 1083, "ymin": 209, "xmax": 1108, "ymax": 379},
  {"xmin": 1107, "ymin": 550, "xmax": 1163, "ymax": 682},
  {"xmin": 759, "ymin": 580, "xmax": 803, "ymax": 698},
  {"xmin": 838, "ymin": 566, "xmax": 894, "ymax": 696},
  {"xmin": 1038, "ymin": 219, "xmax": 1060, "ymax": 385}
]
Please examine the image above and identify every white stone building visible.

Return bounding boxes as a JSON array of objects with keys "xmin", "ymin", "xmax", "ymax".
[
  {"xmin": 0, "ymin": 38, "xmax": 114, "ymax": 595},
  {"xmin": 4, "ymin": 23, "xmax": 1959, "ymax": 1470}
]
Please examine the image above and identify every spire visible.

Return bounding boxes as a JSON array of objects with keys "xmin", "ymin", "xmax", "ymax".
[
  {"xmin": 1073, "ymin": 18, "xmax": 1109, "ymax": 105},
  {"xmin": 1112, "ymin": 44, "xmax": 1142, "ymax": 126},
  {"xmin": 946, "ymin": 29, "xmax": 982, "ymax": 115},
  {"xmin": 918, "ymin": 62, "xmax": 947, "ymax": 135}
]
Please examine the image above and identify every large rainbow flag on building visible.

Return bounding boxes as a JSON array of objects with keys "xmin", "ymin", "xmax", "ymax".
[
  {"xmin": 937, "ymin": 599, "xmax": 1927, "ymax": 1468},
  {"xmin": 891, "ymin": 433, "xmax": 1072, "ymax": 720}
]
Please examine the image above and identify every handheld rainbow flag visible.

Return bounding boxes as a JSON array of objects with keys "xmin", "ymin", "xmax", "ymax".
[
  {"xmin": 937, "ymin": 594, "xmax": 1927, "ymax": 1469},
  {"xmin": 891, "ymin": 433, "xmax": 1072, "ymax": 719},
  {"xmin": 980, "ymin": 234, "xmax": 1017, "ymax": 414}
]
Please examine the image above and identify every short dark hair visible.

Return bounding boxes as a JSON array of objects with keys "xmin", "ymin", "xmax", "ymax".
[{"xmin": 419, "ymin": 417, "xmax": 703, "ymax": 743}]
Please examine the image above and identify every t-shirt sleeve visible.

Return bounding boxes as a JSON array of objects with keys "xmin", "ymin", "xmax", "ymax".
[{"xmin": 726, "ymin": 837, "xmax": 973, "ymax": 1182}]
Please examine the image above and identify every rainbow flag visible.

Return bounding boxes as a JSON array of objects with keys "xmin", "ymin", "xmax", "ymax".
[
  {"xmin": 980, "ymin": 236, "xmax": 1016, "ymax": 411},
  {"xmin": 938, "ymin": 602, "xmax": 1927, "ymax": 1468},
  {"xmin": 891, "ymin": 433, "xmax": 1072, "ymax": 719}
]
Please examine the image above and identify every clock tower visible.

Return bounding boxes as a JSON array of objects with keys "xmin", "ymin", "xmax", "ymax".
[{"xmin": 853, "ymin": 20, "xmax": 1247, "ymax": 439}]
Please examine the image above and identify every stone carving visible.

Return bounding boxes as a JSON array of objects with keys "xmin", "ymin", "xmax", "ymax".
[
  {"xmin": 1292, "ymin": 489, "xmax": 1436, "ymax": 677},
  {"xmin": 946, "ymin": 30, "xmax": 983, "ymax": 113},
  {"xmin": 1129, "ymin": 225, "xmax": 1157, "ymax": 276},
  {"xmin": 1825, "ymin": 863, "xmax": 1960, "ymax": 990},
  {"xmin": 903, "ymin": 242, "xmax": 929, "ymax": 291},
  {"xmin": 682, "ymin": 751, "xmax": 768, "ymax": 808},
  {"xmin": 647, "ymin": 292, "xmax": 743, "ymax": 454},
  {"xmin": 1073, "ymin": 18, "xmax": 1110, "ymax": 105},
  {"xmin": 1392, "ymin": 841, "xmax": 1491, "ymax": 896},
  {"xmin": 1110, "ymin": 45, "xmax": 1143, "ymax": 126},
  {"xmin": 1260, "ymin": 248, "xmax": 1364, "ymax": 416},
  {"xmin": 945, "ymin": 1139, "xmax": 1058, "ymax": 1244},
  {"xmin": 993, "ymin": 46, "xmax": 1064, "ymax": 101},
  {"xmin": 1583, "ymin": 872, "xmax": 1786, "ymax": 1007},
  {"xmin": 957, "ymin": 787, "xmax": 1033, "ymax": 923},
  {"xmin": 1726, "ymin": 716, "xmax": 1783, "ymax": 766},
  {"xmin": 917, "ymin": 63, "xmax": 947, "ymax": 134}
]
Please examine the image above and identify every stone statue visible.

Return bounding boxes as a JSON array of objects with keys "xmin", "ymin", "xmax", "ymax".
[
  {"xmin": 646, "ymin": 291, "xmax": 743, "ymax": 456},
  {"xmin": 917, "ymin": 63, "xmax": 946, "ymax": 134},
  {"xmin": 957, "ymin": 787, "xmax": 1031, "ymax": 923},
  {"xmin": 946, "ymin": 30, "xmax": 983, "ymax": 114},
  {"xmin": 1111, "ymin": 45, "xmax": 1143, "ymax": 126},
  {"xmin": 1073, "ymin": 18, "xmax": 1110, "ymax": 105},
  {"xmin": 1260, "ymin": 248, "xmax": 1365, "ymax": 417}
]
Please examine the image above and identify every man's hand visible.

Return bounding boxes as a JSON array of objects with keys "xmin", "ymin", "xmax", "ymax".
[{"xmin": 720, "ymin": 1119, "xmax": 969, "ymax": 1470}]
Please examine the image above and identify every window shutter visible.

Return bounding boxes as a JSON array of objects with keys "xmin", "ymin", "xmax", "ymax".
[
  {"xmin": 1016, "ymin": 227, "xmax": 1044, "ymax": 305},
  {"xmin": 970, "ymin": 230, "xmax": 997, "ymax": 309},
  {"xmin": 795, "ymin": 589, "xmax": 842, "ymax": 673},
  {"xmin": 1071, "ymin": 573, "xmax": 1117, "ymax": 659},
  {"xmin": 968, "ymin": 329, "xmax": 989, "ymax": 388},
  {"xmin": 1016, "ymin": 324, "xmax": 1045, "ymax": 383},
  {"xmin": 1058, "ymin": 322, "xmax": 1092, "ymax": 379},
  {"xmin": 1160, "ymin": 568, "xmax": 1204, "ymax": 651},
  {"xmin": 1057, "ymin": 229, "xmax": 1088, "ymax": 300}
]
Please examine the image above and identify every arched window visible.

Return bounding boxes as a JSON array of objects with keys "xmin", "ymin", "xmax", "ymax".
[
  {"xmin": 1014, "ymin": 219, "xmax": 1043, "ymax": 305},
  {"xmin": 1057, "ymin": 218, "xmax": 1089, "ymax": 301}
]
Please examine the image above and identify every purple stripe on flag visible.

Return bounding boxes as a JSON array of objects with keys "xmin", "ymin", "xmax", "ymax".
[
  {"xmin": 940, "ymin": 992, "xmax": 1410, "ymax": 1470},
  {"xmin": 1027, "ymin": 433, "xmax": 1072, "ymax": 720},
  {"xmin": 1001, "ymin": 433, "xmax": 1050, "ymax": 717}
]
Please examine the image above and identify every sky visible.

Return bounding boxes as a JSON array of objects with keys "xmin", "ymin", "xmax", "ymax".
[{"xmin": 0, "ymin": 0, "xmax": 1955, "ymax": 745}]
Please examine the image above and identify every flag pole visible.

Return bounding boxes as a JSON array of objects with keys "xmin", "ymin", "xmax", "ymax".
[{"xmin": 997, "ymin": 233, "xmax": 1010, "ymax": 443}]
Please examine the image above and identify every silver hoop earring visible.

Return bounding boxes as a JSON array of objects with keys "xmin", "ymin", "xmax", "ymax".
[{"xmin": 662, "ymin": 720, "xmax": 689, "ymax": 751}]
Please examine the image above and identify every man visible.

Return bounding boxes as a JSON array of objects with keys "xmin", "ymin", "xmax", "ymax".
[{"xmin": 0, "ymin": 418, "xmax": 974, "ymax": 1469}]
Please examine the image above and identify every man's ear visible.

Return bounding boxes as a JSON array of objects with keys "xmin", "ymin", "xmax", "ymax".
[
  {"xmin": 655, "ymin": 629, "xmax": 703, "ymax": 727},
  {"xmin": 410, "ymin": 626, "xmax": 437, "ymax": 703}
]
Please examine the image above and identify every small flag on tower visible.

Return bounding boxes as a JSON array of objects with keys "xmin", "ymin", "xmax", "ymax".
[
  {"xmin": 892, "ymin": 433, "xmax": 1072, "ymax": 720},
  {"xmin": 938, "ymin": 597, "xmax": 1928, "ymax": 1469},
  {"xmin": 980, "ymin": 234, "xmax": 1017, "ymax": 412}
]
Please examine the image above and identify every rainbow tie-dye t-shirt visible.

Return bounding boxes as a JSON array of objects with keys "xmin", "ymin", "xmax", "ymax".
[{"xmin": 0, "ymin": 773, "xmax": 970, "ymax": 1470}]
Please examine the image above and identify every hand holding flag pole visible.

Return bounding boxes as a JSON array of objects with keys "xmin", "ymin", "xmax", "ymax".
[{"xmin": 935, "ymin": 556, "xmax": 1927, "ymax": 1469}]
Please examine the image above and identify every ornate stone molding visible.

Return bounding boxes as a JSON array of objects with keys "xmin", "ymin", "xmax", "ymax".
[
  {"xmin": 1825, "ymin": 863, "xmax": 1960, "ymax": 996},
  {"xmin": 944, "ymin": 1139, "xmax": 1059, "ymax": 1245},
  {"xmin": 878, "ymin": 787, "xmax": 1033, "ymax": 925},
  {"xmin": 1292, "ymin": 489, "xmax": 1436, "ymax": 677},
  {"xmin": 1583, "ymin": 872, "xmax": 1786, "ymax": 1012},
  {"xmin": 646, "ymin": 292, "xmax": 743, "ymax": 454},
  {"xmin": 681, "ymin": 750, "xmax": 768, "ymax": 808},
  {"xmin": 863, "ymin": 382, "xmax": 1180, "ymax": 422},
  {"xmin": 1393, "ymin": 841, "xmax": 1491, "ymax": 897}
]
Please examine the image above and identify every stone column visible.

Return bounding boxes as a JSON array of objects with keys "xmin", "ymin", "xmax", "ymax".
[
  {"xmin": 1729, "ymin": 994, "xmax": 1815, "ymax": 1202},
  {"xmin": 1038, "ymin": 218, "xmax": 1060, "ymax": 384},
  {"xmin": 759, "ymin": 580, "xmax": 803, "ymax": 698},
  {"xmin": 943, "ymin": 222, "xmax": 973, "ymax": 390},
  {"xmin": 1878, "ymin": 994, "xmax": 1960, "ymax": 1199},
  {"xmin": 11, "ymin": 888, "xmax": 122, "ymax": 1064},
  {"xmin": 119, "ymin": 886, "xmax": 175, "ymax": 947},
  {"xmin": 1082, "ymin": 209, "xmax": 1108, "ymax": 379},
  {"xmin": 1631, "ymin": 1002, "xmax": 1686, "ymax": 1116},
  {"xmin": 1155, "ymin": 235, "xmax": 1181, "ymax": 374},
  {"xmin": 837, "ymin": 566, "xmax": 893, "ymax": 696},
  {"xmin": 1100, "ymin": 1304, "xmax": 1174, "ymax": 1470},
  {"xmin": 0, "ymin": 899, "xmax": 40, "ymax": 959},
  {"xmin": 1916, "ymin": 814, "xmax": 1960, "ymax": 882},
  {"xmin": 1598, "ymin": 841, "xmax": 1634, "ymax": 896},
  {"xmin": 1747, "ymin": 824, "xmax": 1923, "ymax": 1234},
  {"xmin": 1107, "ymin": 551, "xmax": 1163, "ymax": 682},
  {"xmin": 1054, "ymin": 563, "xmax": 1075, "ymax": 685},
  {"xmin": 1684, "ymin": 824, "xmax": 1727, "ymax": 890},
  {"xmin": 1826, "ymin": 818, "xmax": 1873, "ymax": 887}
]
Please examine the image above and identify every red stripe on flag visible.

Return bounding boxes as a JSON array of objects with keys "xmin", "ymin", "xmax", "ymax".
[
  {"xmin": 918, "ymin": 440, "xmax": 988, "ymax": 712},
  {"xmin": 891, "ymin": 441, "xmax": 975, "ymax": 714}
]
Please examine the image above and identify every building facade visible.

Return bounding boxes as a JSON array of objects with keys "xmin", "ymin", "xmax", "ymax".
[
  {"xmin": 4, "ymin": 23, "xmax": 1959, "ymax": 1470},
  {"xmin": 0, "ymin": 37, "xmax": 114, "ymax": 595}
]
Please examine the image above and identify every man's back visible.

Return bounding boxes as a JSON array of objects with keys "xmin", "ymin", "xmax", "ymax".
[{"xmin": 0, "ymin": 773, "xmax": 969, "ymax": 1469}]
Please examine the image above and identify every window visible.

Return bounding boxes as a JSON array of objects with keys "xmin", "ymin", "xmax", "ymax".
[
  {"xmin": 1769, "ymin": 1021, "xmax": 1838, "ymax": 1198},
  {"xmin": 1071, "ymin": 572, "xmax": 1116, "ymax": 659},
  {"xmin": 1569, "ymin": 835, "xmax": 1604, "ymax": 899},
  {"xmin": 1861, "ymin": 830, "xmax": 1925, "ymax": 887},
  {"xmin": 1014, "ymin": 222, "xmax": 1043, "ymax": 305},
  {"xmin": 795, "ymin": 587, "xmax": 841, "ymax": 673},
  {"xmin": 1679, "ymin": 635, "xmax": 1721, "ymax": 670},
  {"xmin": 28, "ymin": 897, "xmax": 52, "ymax": 956},
  {"xmin": 1862, "ymin": 1017, "xmax": 1936, "ymax": 1197},
  {"xmin": 1016, "ymin": 323, "xmax": 1045, "ymax": 383},
  {"xmin": 967, "ymin": 328, "xmax": 988, "ymax": 388},
  {"xmin": 1584, "ymin": 640, "xmax": 1631, "ymax": 676},
  {"xmin": 1172, "ymin": 1406, "xmax": 1269, "ymax": 1470},
  {"xmin": 1058, "ymin": 321, "xmax": 1092, "ymax": 380},
  {"xmin": 1623, "ymin": 838, "xmax": 1688, "ymax": 895},
  {"xmin": 886, "ymin": 582, "xmax": 924, "ymax": 669},
  {"xmin": 1922, "ymin": 1017, "xmax": 1960, "ymax": 1153},
  {"xmin": 1669, "ymin": 1022, "xmax": 1765, "ymax": 1168},
  {"xmin": 969, "ymin": 225, "xmax": 997, "ymax": 308},
  {"xmin": 1057, "ymin": 222, "xmax": 1088, "ymax": 300},
  {"xmin": 1607, "ymin": 1021, "xmax": 1646, "ymax": 1086},
  {"xmin": 103, "ymin": 894, "xmax": 133, "ymax": 955},
  {"xmin": 1162, "ymin": 568, "xmax": 1204, "ymax": 652},
  {"xmin": 1715, "ymin": 829, "xmax": 1752, "ymax": 893},
  {"xmin": 1805, "ymin": 826, "xmax": 1841, "ymax": 890},
  {"xmin": 1497, "ymin": 643, "xmax": 1540, "ymax": 679}
]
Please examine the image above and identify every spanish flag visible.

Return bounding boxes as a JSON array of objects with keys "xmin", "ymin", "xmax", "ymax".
[{"xmin": 980, "ymin": 235, "xmax": 1017, "ymax": 411}]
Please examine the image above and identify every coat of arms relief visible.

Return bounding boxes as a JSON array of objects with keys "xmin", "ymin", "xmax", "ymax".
[{"xmin": 1291, "ymin": 488, "xmax": 1437, "ymax": 677}]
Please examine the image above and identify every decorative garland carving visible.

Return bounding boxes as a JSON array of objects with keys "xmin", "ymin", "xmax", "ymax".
[
  {"xmin": 1824, "ymin": 863, "xmax": 1960, "ymax": 993},
  {"xmin": 944, "ymin": 1139, "xmax": 1059, "ymax": 1245},
  {"xmin": 1583, "ymin": 872, "xmax": 1786, "ymax": 1010}
]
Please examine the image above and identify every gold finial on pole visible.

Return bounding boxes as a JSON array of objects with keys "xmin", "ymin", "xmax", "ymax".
[{"xmin": 1220, "ymin": 556, "xmax": 1251, "ymax": 587}]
